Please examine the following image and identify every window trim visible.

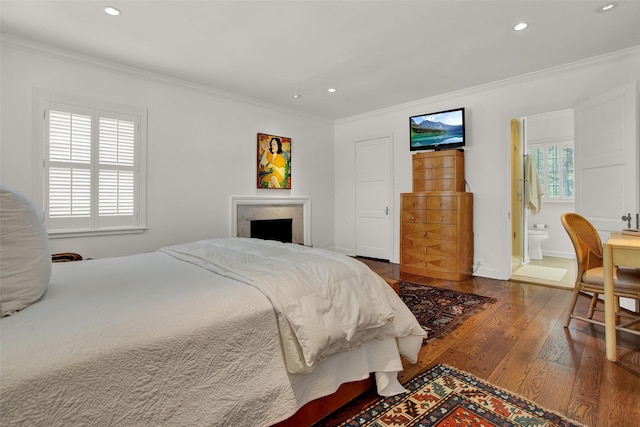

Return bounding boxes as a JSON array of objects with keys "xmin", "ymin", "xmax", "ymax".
[{"xmin": 34, "ymin": 89, "xmax": 148, "ymax": 238}]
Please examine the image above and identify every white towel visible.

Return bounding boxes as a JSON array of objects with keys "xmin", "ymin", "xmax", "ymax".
[{"xmin": 525, "ymin": 155, "xmax": 544, "ymax": 214}]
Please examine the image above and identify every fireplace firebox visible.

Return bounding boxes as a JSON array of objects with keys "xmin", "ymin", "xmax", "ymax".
[{"xmin": 250, "ymin": 218, "xmax": 293, "ymax": 244}]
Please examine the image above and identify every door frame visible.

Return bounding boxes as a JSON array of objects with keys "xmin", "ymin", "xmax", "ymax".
[{"xmin": 510, "ymin": 118, "xmax": 525, "ymax": 269}]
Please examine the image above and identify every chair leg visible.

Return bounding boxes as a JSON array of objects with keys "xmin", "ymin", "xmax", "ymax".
[
  {"xmin": 587, "ymin": 293, "xmax": 599, "ymax": 319},
  {"xmin": 565, "ymin": 289, "xmax": 581, "ymax": 327}
]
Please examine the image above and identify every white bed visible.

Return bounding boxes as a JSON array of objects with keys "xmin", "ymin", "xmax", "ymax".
[{"xmin": 0, "ymin": 237, "xmax": 425, "ymax": 426}]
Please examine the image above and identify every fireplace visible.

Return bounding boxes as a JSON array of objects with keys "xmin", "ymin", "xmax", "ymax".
[
  {"xmin": 231, "ymin": 197, "xmax": 311, "ymax": 246},
  {"xmin": 251, "ymin": 218, "xmax": 293, "ymax": 243}
]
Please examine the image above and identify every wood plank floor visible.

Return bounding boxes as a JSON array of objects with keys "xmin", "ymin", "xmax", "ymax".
[{"xmin": 318, "ymin": 258, "xmax": 640, "ymax": 427}]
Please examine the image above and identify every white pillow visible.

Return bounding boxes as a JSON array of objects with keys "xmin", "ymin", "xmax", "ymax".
[{"xmin": 0, "ymin": 185, "xmax": 51, "ymax": 316}]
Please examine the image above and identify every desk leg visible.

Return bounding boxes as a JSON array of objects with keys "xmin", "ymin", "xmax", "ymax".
[{"xmin": 603, "ymin": 243, "xmax": 617, "ymax": 362}]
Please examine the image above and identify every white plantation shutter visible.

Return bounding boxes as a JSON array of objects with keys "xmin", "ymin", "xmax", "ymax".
[
  {"xmin": 48, "ymin": 109, "xmax": 93, "ymax": 219},
  {"xmin": 49, "ymin": 167, "xmax": 91, "ymax": 217},
  {"xmin": 99, "ymin": 170, "xmax": 134, "ymax": 215},
  {"xmin": 98, "ymin": 116, "xmax": 135, "ymax": 217},
  {"xmin": 49, "ymin": 110, "xmax": 91, "ymax": 163},
  {"xmin": 42, "ymin": 97, "xmax": 146, "ymax": 235}
]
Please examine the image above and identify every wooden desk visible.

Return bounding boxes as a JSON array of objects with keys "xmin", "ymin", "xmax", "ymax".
[{"xmin": 603, "ymin": 233, "xmax": 640, "ymax": 362}]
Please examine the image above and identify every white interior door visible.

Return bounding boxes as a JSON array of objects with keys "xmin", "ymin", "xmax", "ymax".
[
  {"xmin": 574, "ymin": 81, "xmax": 639, "ymax": 233},
  {"xmin": 355, "ymin": 136, "xmax": 392, "ymax": 260},
  {"xmin": 575, "ymin": 81, "xmax": 639, "ymax": 311}
]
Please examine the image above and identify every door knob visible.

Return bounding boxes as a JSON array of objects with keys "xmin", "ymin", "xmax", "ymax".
[{"xmin": 622, "ymin": 213, "xmax": 632, "ymax": 228}]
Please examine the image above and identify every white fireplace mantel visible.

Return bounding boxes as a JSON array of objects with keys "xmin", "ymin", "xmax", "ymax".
[{"xmin": 230, "ymin": 196, "xmax": 311, "ymax": 246}]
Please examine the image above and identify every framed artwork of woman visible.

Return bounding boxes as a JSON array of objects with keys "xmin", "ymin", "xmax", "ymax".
[{"xmin": 257, "ymin": 133, "xmax": 291, "ymax": 189}]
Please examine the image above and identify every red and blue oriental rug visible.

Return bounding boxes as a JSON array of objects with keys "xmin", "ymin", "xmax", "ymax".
[
  {"xmin": 327, "ymin": 364, "xmax": 584, "ymax": 427},
  {"xmin": 398, "ymin": 281, "xmax": 496, "ymax": 341}
]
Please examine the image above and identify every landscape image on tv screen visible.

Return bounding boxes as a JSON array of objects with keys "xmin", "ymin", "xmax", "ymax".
[{"xmin": 410, "ymin": 108, "xmax": 464, "ymax": 150}]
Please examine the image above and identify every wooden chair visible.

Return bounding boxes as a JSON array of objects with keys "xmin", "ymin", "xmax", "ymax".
[{"xmin": 560, "ymin": 213, "xmax": 640, "ymax": 333}]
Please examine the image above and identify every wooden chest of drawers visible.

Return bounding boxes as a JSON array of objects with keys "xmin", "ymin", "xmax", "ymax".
[
  {"xmin": 412, "ymin": 150, "xmax": 465, "ymax": 192},
  {"xmin": 400, "ymin": 192, "xmax": 473, "ymax": 281}
]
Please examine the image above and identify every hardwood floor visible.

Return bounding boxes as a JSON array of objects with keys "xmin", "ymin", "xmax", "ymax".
[{"xmin": 327, "ymin": 258, "xmax": 640, "ymax": 427}]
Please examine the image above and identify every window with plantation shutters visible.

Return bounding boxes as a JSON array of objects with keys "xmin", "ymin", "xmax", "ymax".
[
  {"xmin": 529, "ymin": 141, "xmax": 574, "ymax": 202},
  {"xmin": 40, "ymin": 94, "xmax": 147, "ymax": 237}
]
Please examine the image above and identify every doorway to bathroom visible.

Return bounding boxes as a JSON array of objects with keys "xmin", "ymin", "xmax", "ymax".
[{"xmin": 510, "ymin": 109, "xmax": 576, "ymax": 289}]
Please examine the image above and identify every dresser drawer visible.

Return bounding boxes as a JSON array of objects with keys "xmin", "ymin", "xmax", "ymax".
[
  {"xmin": 402, "ymin": 194, "xmax": 458, "ymax": 209},
  {"xmin": 402, "ymin": 195, "xmax": 428, "ymax": 210},
  {"xmin": 413, "ymin": 155, "xmax": 455, "ymax": 171},
  {"xmin": 401, "ymin": 223, "xmax": 457, "ymax": 240},
  {"xmin": 401, "ymin": 252, "xmax": 458, "ymax": 273},
  {"xmin": 401, "ymin": 209, "xmax": 428, "ymax": 223},
  {"xmin": 426, "ymin": 196, "xmax": 457, "ymax": 209},
  {"xmin": 414, "ymin": 179, "xmax": 457, "ymax": 192},
  {"xmin": 426, "ymin": 210, "xmax": 457, "ymax": 224},
  {"xmin": 414, "ymin": 167, "xmax": 455, "ymax": 181},
  {"xmin": 402, "ymin": 208, "xmax": 457, "ymax": 224},
  {"xmin": 402, "ymin": 238, "xmax": 457, "ymax": 257}
]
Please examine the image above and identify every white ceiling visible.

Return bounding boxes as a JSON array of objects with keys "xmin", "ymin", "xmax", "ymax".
[{"xmin": 2, "ymin": 1, "xmax": 640, "ymax": 120}]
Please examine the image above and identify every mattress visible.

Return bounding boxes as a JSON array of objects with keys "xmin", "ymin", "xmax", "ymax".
[{"xmin": 0, "ymin": 239, "xmax": 424, "ymax": 426}]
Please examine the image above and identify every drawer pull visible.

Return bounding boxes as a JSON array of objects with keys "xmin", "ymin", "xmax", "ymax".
[
  {"xmin": 412, "ymin": 201, "xmax": 415, "ymax": 207},
  {"xmin": 411, "ymin": 215, "xmax": 415, "ymax": 220},
  {"xmin": 439, "ymin": 202, "xmax": 443, "ymax": 207},
  {"xmin": 424, "ymin": 246, "xmax": 427, "ymax": 252},
  {"xmin": 424, "ymin": 261, "xmax": 428, "ymax": 267},
  {"xmin": 439, "ymin": 216, "xmax": 443, "ymax": 221},
  {"xmin": 423, "ymin": 230, "xmax": 427, "ymax": 237}
]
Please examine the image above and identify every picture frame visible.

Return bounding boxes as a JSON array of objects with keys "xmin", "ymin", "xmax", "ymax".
[{"xmin": 257, "ymin": 133, "xmax": 291, "ymax": 189}]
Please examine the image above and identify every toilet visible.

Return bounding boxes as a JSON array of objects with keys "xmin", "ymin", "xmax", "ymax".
[{"xmin": 528, "ymin": 225, "xmax": 549, "ymax": 260}]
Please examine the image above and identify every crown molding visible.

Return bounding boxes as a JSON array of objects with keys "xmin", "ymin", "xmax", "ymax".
[
  {"xmin": 3, "ymin": 34, "xmax": 638, "ymax": 126},
  {"xmin": 0, "ymin": 34, "xmax": 331, "ymax": 123},
  {"xmin": 337, "ymin": 45, "xmax": 640, "ymax": 124}
]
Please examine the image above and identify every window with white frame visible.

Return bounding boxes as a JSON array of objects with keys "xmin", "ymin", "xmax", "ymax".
[
  {"xmin": 39, "ymin": 94, "xmax": 147, "ymax": 236},
  {"xmin": 529, "ymin": 141, "xmax": 574, "ymax": 201}
]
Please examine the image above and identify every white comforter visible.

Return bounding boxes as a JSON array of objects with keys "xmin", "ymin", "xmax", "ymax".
[
  {"xmin": 0, "ymin": 238, "xmax": 425, "ymax": 426},
  {"xmin": 160, "ymin": 238, "xmax": 425, "ymax": 373}
]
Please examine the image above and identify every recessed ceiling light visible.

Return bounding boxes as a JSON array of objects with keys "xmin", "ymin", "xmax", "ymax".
[
  {"xmin": 104, "ymin": 6, "xmax": 121, "ymax": 16},
  {"xmin": 328, "ymin": 88, "xmax": 337, "ymax": 93},
  {"xmin": 513, "ymin": 22, "xmax": 528, "ymax": 31},
  {"xmin": 292, "ymin": 94, "xmax": 302, "ymax": 99},
  {"xmin": 596, "ymin": 2, "xmax": 617, "ymax": 13}
]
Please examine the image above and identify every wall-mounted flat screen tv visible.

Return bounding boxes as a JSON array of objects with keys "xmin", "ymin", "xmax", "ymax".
[{"xmin": 410, "ymin": 107, "xmax": 465, "ymax": 151}]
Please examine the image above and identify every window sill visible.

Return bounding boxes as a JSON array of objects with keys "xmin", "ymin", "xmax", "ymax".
[
  {"xmin": 48, "ymin": 227, "xmax": 147, "ymax": 239},
  {"xmin": 542, "ymin": 198, "xmax": 574, "ymax": 204}
]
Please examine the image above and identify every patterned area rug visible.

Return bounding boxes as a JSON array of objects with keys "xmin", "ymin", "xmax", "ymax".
[
  {"xmin": 399, "ymin": 281, "xmax": 496, "ymax": 341},
  {"xmin": 329, "ymin": 364, "xmax": 584, "ymax": 427}
]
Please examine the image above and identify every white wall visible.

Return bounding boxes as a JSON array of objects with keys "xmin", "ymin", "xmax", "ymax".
[
  {"xmin": 1, "ymin": 39, "xmax": 335, "ymax": 259},
  {"xmin": 335, "ymin": 47, "xmax": 640, "ymax": 280}
]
